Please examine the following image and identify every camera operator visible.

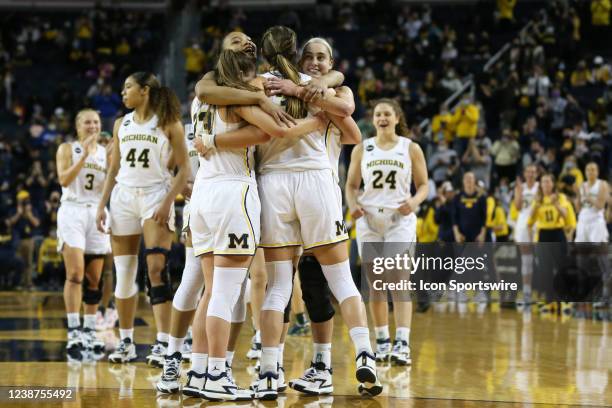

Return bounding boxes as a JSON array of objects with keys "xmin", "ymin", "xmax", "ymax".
[{"xmin": 7, "ymin": 191, "xmax": 40, "ymax": 290}]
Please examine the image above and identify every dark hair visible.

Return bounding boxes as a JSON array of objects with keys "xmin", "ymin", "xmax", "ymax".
[
  {"xmin": 261, "ymin": 26, "xmax": 307, "ymax": 118},
  {"xmin": 373, "ymin": 98, "xmax": 410, "ymax": 136},
  {"xmin": 215, "ymin": 50, "xmax": 260, "ymax": 92},
  {"xmin": 129, "ymin": 72, "xmax": 181, "ymax": 129}
]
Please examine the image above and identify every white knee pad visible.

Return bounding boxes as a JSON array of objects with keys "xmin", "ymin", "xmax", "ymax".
[
  {"xmin": 321, "ymin": 259, "xmax": 361, "ymax": 304},
  {"xmin": 261, "ymin": 261, "xmax": 293, "ymax": 312},
  {"xmin": 231, "ymin": 276, "xmax": 248, "ymax": 323},
  {"xmin": 114, "ymin": 255, "xmax": 139, "ymax": 299},
  {"xmin": 207, "ymin": 267, "xmax": 248, "ymax": 322},
  {"xmin": 173, "ymin": 247, "xmax": 204, "ymax": 311}
]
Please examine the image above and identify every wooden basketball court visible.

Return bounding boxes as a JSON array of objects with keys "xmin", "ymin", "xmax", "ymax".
[{"xmin": 0, "ymin": 292, "xmax": 609, "ymax": 407}]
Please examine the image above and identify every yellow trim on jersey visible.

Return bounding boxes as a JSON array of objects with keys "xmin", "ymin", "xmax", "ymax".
[
  {"xmin": 303, "ymin": 234, "xmax": 349, "ymax": 250},
  {"xmin": 194, "ymin": 248, "xmax": 214, "ymax": 257},
  {"xmin": 258, "ymin": 242, "xmax": 303, "ymax": 248},
  {"xmin": 240, "ymin": 184, "xmax": 256, "ymax": 249},
  {"xmin": 214, "ymin": 249, "xmax": 257, "ymax": 256},
  {"xmin": 243, "ymin": 148, "xmax": 250, "ymax": 177}
]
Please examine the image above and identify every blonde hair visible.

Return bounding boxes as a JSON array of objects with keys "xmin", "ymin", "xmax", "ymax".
[
  {"xmin": 75, "ymin": 109, "xmax": 100, "ymax": 127},
  {"xmin": 261, "ymin": 26, "xmax": 307, "ymax": 119},
  {"xmin": 301, "ymin": 37, "xmax": 334, "ymax": 60}
]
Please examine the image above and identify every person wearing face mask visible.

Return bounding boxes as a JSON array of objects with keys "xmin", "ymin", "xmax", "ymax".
[
  {"xmin": 55, "ymin": 109, "xmax": 110, "ymax": 360},
  {"xmin": 558, "ymin": 155, "xmax": 584, "ymax": 198},
  {"xmin": 451, "ymin": 93, "xmax": 480, "ymax": 159},
  {"xmin": 491, "ymin": 127, "xmax": 520, "ymax": 183}
]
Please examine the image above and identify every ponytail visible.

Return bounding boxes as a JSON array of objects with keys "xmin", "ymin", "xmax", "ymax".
[
  {"xmin": 129, "ymin": 72, "xmax": 181, "ymax": 129},
  {"xmin": 262, "ymin": 26, "xmax": 307, "ymax": 119}
]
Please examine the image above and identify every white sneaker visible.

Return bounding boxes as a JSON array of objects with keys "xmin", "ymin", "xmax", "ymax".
[
  {"xmin": 246, "ymin": 335, "xmax": 262, "ymax": 359},
  {"xmin": 66, "ymin": 329, "xmax": 82, "ymax": 361},
  {"xmin": 278, "ymin": 365, "xmax": 287, "ymax": 393},
  {"xmin": 289, "ymin": 363, "xmax": 333, "ymax": 395},
  {"xmin": 95, "ymin": 311, "xmax": 106, "ymax": 331},
  {"xmin": 109, "ymin": 338, "xmax": 137, "ymax": 364},
  {"xmin": 181, "ymin": 338, "xmax": 192, "ymax": 362},
  {"xmin": 156, "ymin": 352, "xmax": 182, "ymax": 394},
  {"xmin": 390, "ymin": 340, "xmax": 411, "ymax": 366},
  {"xmin": 375, "ymin": 338, "xmax": 391, "ymax": 362},
  {"xmin": 182, "ymin": 370, "xmax": 206, "ymax": 398},
  {"xmin": 355, "ymin": 351, "xmax": 383, "ymax": 396},
  {"xmin": 104, "ymin": 308, "xmax": 118, "ymax": 330},
  {"xmin": 82, "ymin": 328, "xmax": 105, "ymax": 352},
  {"xmin": 146, "ymin": 341, "xmax": 167, "ymax": 368},
  {"xmin": 254, "ymin": 371, "xmax": 278, "ymax": 400},
  {"xmin": 201, "ymin": 371, "xmax": 253, "ymax": 401}
]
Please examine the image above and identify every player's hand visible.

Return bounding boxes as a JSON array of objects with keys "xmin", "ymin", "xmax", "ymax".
[
  {"xmin": 182, "ymin": 181, "xmax": 193, "ymax": 200},
  {"xmin": 476, "ymin": 231, "xmax": 486, "ymax": 243},
  {"xmin": 259, "ymin": 98, "xmax": 297, "ymax": 127},
  {"xmin": 550, "ymin": 193, "xmax": 559, "ymax": 204},
  {"xmin": 194, "ymin": 135, "xmax": 214, "ymax": 158},
  {"xmin": 265, "ymin": 77, "xmax": 299, "ymax": 97},
  {"xmin": 82, "ymin": 134, "xmax": 97, "ymax": 156},
  {"xmin": 96, "ymin": 206, "xmax": 107, "ymax": 233},
  {"xmin": 302, "ymin": 78, "xmax": 326, "ymax": 103},
  {"xmin": 454, "ymin": 231, "xmax": 465, "ymax": 243},
  {"xmin": 350, "ymin": 206, "xmax": 365, "ymax": 220},
  {"xmin": 153, "ymin": 198, "xmax": 172, "ymax": 226},
  {"xmin": 315, "ymin": 111, "xmax": 329, "ymax": 131},
  {"xmin": 397, "ymin": 198, "xmax": 418, "ymax": 216}
]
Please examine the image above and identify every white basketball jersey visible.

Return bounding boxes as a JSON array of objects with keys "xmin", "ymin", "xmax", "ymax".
[
  {"xmin": 61, "ymin": 141, "xmax": 107, "ymax": 205},
  {"xmin": 517, "ymin": 182, "xmax": 539, "ymax": 222},
  {"xmin": 116, "ymin": 112, "xmax": 172, "ymax": 188},
  {"xmin": 325, "ymin": 122, "xmax": 342, "ymax": 183},
  {"xmin": 359, "ymin": 137, "xmax": 412, "ymax": 211},
  {"xmin": 184, "ymin": 122, "xmax": 199, "ymax": 182},
  {"xmin": 256, "ymin": 71, "xmax": 331, "ymax": 174},
  {"xmin": 579, "ymin": 180, "xmax": 605, "ymax": 223},
  {"xmin": 191, "ymin": 98, "xmax": 255, "ymax": 181}
]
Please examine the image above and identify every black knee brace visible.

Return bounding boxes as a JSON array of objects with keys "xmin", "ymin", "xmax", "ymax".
[
  {"xmin": 84, "ymin": 254, "xmax": 106, "ymax": 269},
  {"xmin": 82, "ymin": 272, "xmax": 104, "ymax": 305},
  {"xmin": 283, "ymin": 294, "xmax": 292, "ymax": 324},
  {"xmin": 298, "ymin": 255, "xmax": 335, "ymax": 323},
  {"xmin": 144, "ymin": 247, "xmax": 172, "ymax": 305}
]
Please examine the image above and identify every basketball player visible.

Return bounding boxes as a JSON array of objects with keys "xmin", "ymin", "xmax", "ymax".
[
  {"xmin": 95, "ymin": 73, "xmax": 190, "ymax": 366},
  {"xmin": 263, "ymin": 36, "xmax": 361, "ymax": 395},
  {"xmin": 57, "ymin": 109, "xmax": 109, "ymax": 360},
  {"xmin": 513, "ymin": 164, "xmax": 539, "ymax": 306},
  {"xmin": 184, "ymin": 49, "xmax": 327, "ymax": 401},
  {"xmin": 346, "ymin": 98, "xmax": 429, "ymax": 366},
  {"xmin": 207, "ymin": 26, "xmax": 380, "ymax": 400},
  {"xmin": 575, "ymin": 162, "xmax": 609, "ymax": 243},
  {"xmin": 155, "ymin": 118, "xmax": 202, "ymax": 392}
]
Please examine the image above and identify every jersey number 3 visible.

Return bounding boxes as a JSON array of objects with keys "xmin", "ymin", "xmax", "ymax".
[
  {"xmin": 372, "ymin": 170, "xmax": 397, "ymax": 189},
  {"xmin": 126, "ymin": 148, "xmax": 150, "ymax": 168},
  {"xmin": 84, "ymin": 174, "xmax": 94, "ymax": 190}
]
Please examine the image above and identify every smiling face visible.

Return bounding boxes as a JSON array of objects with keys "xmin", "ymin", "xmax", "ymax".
[
  {"xmin": 373, "ymin": 103, "xmax": 399, "ymax": 134},
  {"xmin": 76, "ymin": 110, "xmax": 101, "ymax": 140},
  {"xmin": 222, "ymin": 32, "xmax": 256, "ymax": 60},
  {"xmin": 541, "ymin": 175, "xmax": 554, "ymax": 195},
  {"xmin": 524, "ymin": 165, "xmax": 537, "ymax": 184},
  {"xmin": 585, "ymin": 162, "xmax": 599, "ymax": 182},
  {"xmin": 300, "ymin": 41, "xmax": 333, "ymax": 78},
  {"xmin": 121, "ymin": 76, "xmax": 147, "ymax": 109}
]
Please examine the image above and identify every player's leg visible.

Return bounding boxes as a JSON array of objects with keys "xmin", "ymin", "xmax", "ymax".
[
  {"xmin": 82, "ymin": 255, "xmax": 105, "ymax": 353},
  {"xmin": 246, "ymin": 248, "xmax": 266, "ymax": 360}
]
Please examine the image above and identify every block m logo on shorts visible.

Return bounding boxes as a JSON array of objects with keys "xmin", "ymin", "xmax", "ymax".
[
  {"xmin": 228, "ymin": 233, "xmax": 249, "ymax": 249},
  {"xmin": 335, "ymin": 220, "xmax": 347, "ymax": 236}
]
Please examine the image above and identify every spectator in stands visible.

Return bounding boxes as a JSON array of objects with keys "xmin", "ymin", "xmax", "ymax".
[
  {"xmin": 440, "ymin": 41, "xmax": 458, "ymax": 63},
  {"xmin": 497, "ymin": 0, "xmax": 517, "ymax": 24},
  {"xmin": 428, "ymin": 139, "xmax": 459, "ymax": 184},
  {"xmin": 6, "ymin": 190, "xmax": 40, "ymax": 290},
  {"xmin": 592, "ymin": 56, "xmax": 611, "ymax": 84},
  {"xmin": 571, "ymin": 60, "xmax": 593, "ymax": 87},
  {"xmin": 434, "ymin": 181, "xmax": 456, "ymax": 242},
  {"xmin": 591, "ymin": 0, "xmax": 611, "ymax": 49},
  {"xmin": 432, "ymin": 104, "xmax": 453, "ymax": 143},
  {"xmin": 440, "ymin": 68, "xmax": 462, "ymax": 95},
  {"xmin": 452, "ymin": 172, "xmax": 487, "ymax": 242},
  {"xmin": 91, "ymin": 84, "xmax": 121, "ymax": 132},
  {"xmin": 36, "ymin": 226, "xmax": 63, "ymax": 290},
  {"xmin": 462, "ymin": 128, "xmax": 492, "ymax": 189},
  {"xmin": 184, "ymin": 42, "xmax": 206, "ymax": 85},
  {"xmin": 491, "ymin": 127, "xmax": 520, "ymax": 183},
  {"xmin": 451, "ymin": 93, "xmax": 480, "ymax": 158},
  {"xmin": 0, "ymin": 207, "xmax": 23, "ymax": 289},
  {"xmin": 527, "ymin": 65, "xmax": 551, "ymax": 100},
  {"xmin": 25, "ymin": 161, "xmax": 48, "ymax": 212},
  {"xmin": 42, "ymin": 191, "xmax": 60, "ymax": 236}
]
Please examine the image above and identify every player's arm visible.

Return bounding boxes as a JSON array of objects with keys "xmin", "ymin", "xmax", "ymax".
[
  {"xmin": 196, "ymin": 71, "xmax": 296, "ymax": 126},
  {"xmin": 593, "ymin": 181, "xmax": 609, "ymax": 210},
  {"xmin": 234, "ymin": 106, "xmax": 324, "ymax": 139},
  {"xmin": 96, "ymin": 118, "xmax": 122, "ymax": 232},
  {"xmin": 56, "ymin": 141, "xmax": 89, "ymax": 187},
  {"xmin": 409, "ymin": 142, "xmax": 429, "ymax": 207},
  {"xmin": 345, "ymin": 143, "xmax": 364, "ymax": 219},
  {"xmin": 156, "ymin": 121, "xmax": 190, "ymax": 225}
]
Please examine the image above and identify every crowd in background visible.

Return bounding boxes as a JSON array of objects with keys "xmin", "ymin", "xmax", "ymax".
[{"xmin": 0, "ymin": 0, "xmax": 610, "ymax": 291}]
